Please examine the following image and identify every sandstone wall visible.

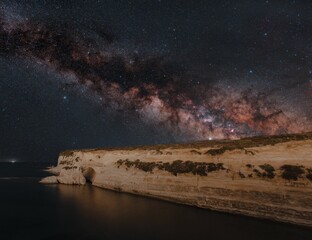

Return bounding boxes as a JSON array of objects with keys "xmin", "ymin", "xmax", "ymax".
[{"xmin": 41, "ymin": 133, "xmax": 312, "ymax": 227}]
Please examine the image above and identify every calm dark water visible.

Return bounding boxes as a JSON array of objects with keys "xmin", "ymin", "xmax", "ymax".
[{"xmin": 0, "ymin": 163, "xmax": 311, "ymax": 240}]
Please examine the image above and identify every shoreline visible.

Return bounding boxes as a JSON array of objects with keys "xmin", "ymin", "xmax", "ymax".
[{"xmin": 41, "ymin": 132, "xmax": 312, "ymax": 227}]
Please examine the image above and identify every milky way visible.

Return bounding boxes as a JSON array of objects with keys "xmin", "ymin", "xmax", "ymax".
[{"xmin": 0, "ymin": 11, "xmax": 310, "ymax": 140}]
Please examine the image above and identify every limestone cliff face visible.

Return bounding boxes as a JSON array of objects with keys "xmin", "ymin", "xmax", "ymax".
[{"xmin": 41, "ymin": 133, "xmax": 312, "ymax": 227}]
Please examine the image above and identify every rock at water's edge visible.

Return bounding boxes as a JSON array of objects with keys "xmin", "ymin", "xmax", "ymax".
[{"xmin": 41, "ymin": 132, "xmax": 312, "ymax": 227}]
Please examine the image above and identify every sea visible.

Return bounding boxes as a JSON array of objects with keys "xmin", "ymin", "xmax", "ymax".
[{"xmin": 0, "ymin": 162, "xmax": 311, "ymax": 240}]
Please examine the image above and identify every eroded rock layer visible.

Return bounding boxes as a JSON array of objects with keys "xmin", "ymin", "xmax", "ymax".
[{"xmin": 41, "ymin": 133, "xmax": 312, "ymax": 227}]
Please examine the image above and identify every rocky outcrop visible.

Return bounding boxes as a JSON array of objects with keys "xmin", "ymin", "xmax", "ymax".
[{"xmin": 41, "ymin": 132, "xmax": 312, "ymax": 227}]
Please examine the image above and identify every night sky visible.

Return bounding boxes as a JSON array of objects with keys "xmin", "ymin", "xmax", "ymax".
[{"xmin": 1, "ymin": 0, "xmax": 311, "ymax": 162}]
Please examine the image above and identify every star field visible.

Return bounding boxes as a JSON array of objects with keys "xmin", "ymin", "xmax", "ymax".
[{"xmin": 0, "ymin": 0, "xmax": 311, "ymax": 162}]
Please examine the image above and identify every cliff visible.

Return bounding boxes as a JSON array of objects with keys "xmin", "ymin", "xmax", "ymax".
[{"xmin": 41, "ymin": 133, "xmax": 312, "ymax": 227}]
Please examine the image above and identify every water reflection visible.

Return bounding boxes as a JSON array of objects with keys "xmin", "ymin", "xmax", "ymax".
[
  {"xmin": 51, "ymin": 184, "xmax": 312, "ymax": 240},
  {"xmin": 1, "ymin": 160, "xmax": 311, "ymax": 240}
]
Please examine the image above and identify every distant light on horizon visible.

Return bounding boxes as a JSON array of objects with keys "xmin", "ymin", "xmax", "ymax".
[{"xmin": 1, "ymin": 158, "xmax": 19, "ymax": 163}]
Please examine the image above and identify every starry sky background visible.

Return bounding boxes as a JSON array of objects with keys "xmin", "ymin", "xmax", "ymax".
[{"xmin": 0, "ymin": 0, "xmax": 312, "ymax": 162}]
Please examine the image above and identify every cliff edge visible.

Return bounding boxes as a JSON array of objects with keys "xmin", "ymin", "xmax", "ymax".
[{"xmin": 41, "ymin": 132, "xmax": 312, "ymax": 227}]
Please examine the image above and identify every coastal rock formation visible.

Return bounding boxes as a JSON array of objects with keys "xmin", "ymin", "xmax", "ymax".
[{"xmin": 41, "ymin": 133, "xmax": 312, "ymax": 227}]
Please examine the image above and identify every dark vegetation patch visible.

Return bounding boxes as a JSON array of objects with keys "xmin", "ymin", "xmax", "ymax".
[
  {"xmin": 152, "ymin": 150, "xmax": 163, "ymax": 155},
  {"xmin": 239, "ymin": 172, "xmax": 245, "ymax": 178},
  {"xmin": 60, "ymin": 150, "xmax": 74, "ymax": 157},
  {"xmin": 306, "ymin": 168, "xmax": 312, "ymax": 181},
  {"xmin": 280, "ymin": 165, "xmax": 304, "ymax": 180},
  {"xmin": 259, "ymin": 164, "xmax": 275, "ymax": 178},
  {"xmin": 244, "ymin": 149, "xmax": 255, "ymax": 155},
  {"xmin": 246, "ymin": 164, "xmax": 254, "ymax": 169},
  {"xmin": 205, "ymin": 147, "xmax": 255, "ymax": 156},
  {"xmin": 59, "ymin": 159, "xmax": 74, "ymax": 166},
  {"xmin": 253, "ymin": 169, "xmax": 262, "ymax": 177},
  {"xmin": 250, "ymin": 164, "xmax": 275, "ymax": 179},
  {"xmin": 115, "ymin": 159, "xmax": 311, "ymax": 182},
  {"xmin": 205, "ymin": 148, "xmax": 227, "ymax": 156},
  {"xmin": 190, "ymin": 150, "xmax": 202, "ymax": 155},
  {"xmin": 116, "ymin": 159, "xmax": 226, "ymax": 176},
  {"xmin": 63, "ymin": 166, "xmax": 77, "ymax": 170}
]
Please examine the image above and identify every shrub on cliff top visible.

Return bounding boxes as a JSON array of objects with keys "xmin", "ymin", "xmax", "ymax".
[
  {"xmin": 306, "ymin": 168, "xmax": 312, "ymax": 181},
  {"xmin": 259, "ymin": 164, "xmax": 275, "ymax": 178},
  {"xmin": 60, "ymin": 151, "xmax": 74, "ymax": 157},
  {"xmin": 280, "ymin": 165, "xmax": 304, "ymax": 181},
  {"xmin": 115, "ymin": 159, "xmax": 226, "ymax": 176},
  {"xmin": 246, "ymin": 164, "xmax": 253, "ymax": 169}
]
